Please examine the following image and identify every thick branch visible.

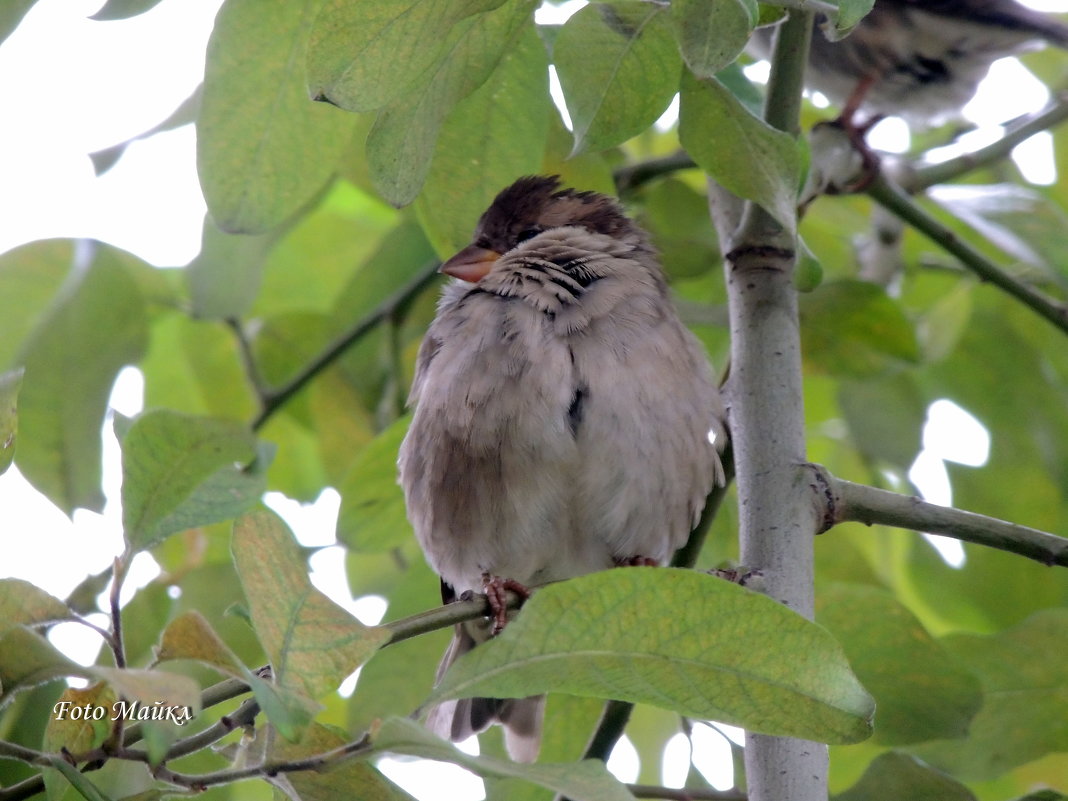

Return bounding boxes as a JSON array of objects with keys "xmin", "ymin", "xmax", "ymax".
[
  {"xmin": 614, "ymin": 152, "xmax": 697, "ymax": 195},
  {"xmin": 820, "ymin": 470, "xmax": 1068, "ymax": 566},
  {"xmin": 250, "ymin": 261, "xmax": 441, "ymax": 431},
  {"xmin": 865, "ymin": 172, "xmax": 1068, "ymax": 335}
]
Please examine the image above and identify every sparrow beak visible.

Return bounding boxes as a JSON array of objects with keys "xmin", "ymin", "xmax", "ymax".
[{"xmin": 440, "ymin": 244, "xmax": 500, "ymax": 283}]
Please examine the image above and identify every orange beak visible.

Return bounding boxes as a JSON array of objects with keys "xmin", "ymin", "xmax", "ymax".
[{"xmin": 439, "ymin": 244, "xmax": 500, "ymax": 283}]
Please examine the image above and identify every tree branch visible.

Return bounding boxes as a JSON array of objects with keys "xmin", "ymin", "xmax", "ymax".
[
  {"xmin": 0, "ymin": 675, "xmax": 263, "ymax": 801},
  {"xmin": 614, "ymin": 152, "xmax": 697, "ymax": 195},
  {"xmin": 249, "ymin": 261, "xmax": 442, "ymax": 431},
  {"xmin": 718, "ymin": 10, "xmax": 830, "ymax": 801},
  {"xmin": 814, "ymin": 467, "xmax": 1068, "ymax": 566},
  {"xmin": 628, "ymin": 785, "xmax": 746, "ymax": 801},
  {"xmin": 912, "ymin": 93, "xmax": 1068, "ymax": 191},
  {"xmin": 865, "ymin": 172, "xmax": 1068, "ymax": 335},
  {"xmin": 153, "ymin": 735, "xmax": 372, "ymax": 790}
]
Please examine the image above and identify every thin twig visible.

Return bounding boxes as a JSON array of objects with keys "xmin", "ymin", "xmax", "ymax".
[
  {"xmin": 629, "ymin": 785, "xmax": 747, "ymax": 801},
  {"xmin": 865, "ymin": 172, "xmax": 1068, "ymax": 335},
  {"xmin": 615, "ymin": 152, "xmax": 698, "ymax": 194},
  {"xmin": 821, "ymin": 468, "xmax": 1068, "ymax": 567},
  {"xmin": 226, "ymin": 317, "xmax": 270, "ymax": 398},
  {"xmin": 152, "ymin": 735, "xmax": 372, "ymax": 790},
  {"xmin": 912, "ymin": 94, "xmax": 1068, "ymax": 191},
  {"xmin": 250, "ymin": 261, "xmax": 442, "ymax": 431}
]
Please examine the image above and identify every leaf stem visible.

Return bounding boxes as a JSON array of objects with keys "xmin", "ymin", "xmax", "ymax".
[
  {"xmin": 249, "ymin": 260, "xmax": 442, "ymax": 432},
  {"xmin": 865, "ymin": 172, "xmax": 1068, "ymax": 335}
]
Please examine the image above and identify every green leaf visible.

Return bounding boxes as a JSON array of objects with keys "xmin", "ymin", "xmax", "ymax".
[
  {"xmin": 156, "ymin": 611, "xmax": 248, "ymax": 677},
  {"xmin": 0, "ymin": 0, "xmax": 35, "ymax": 49},
  {"xmin": 834, "ymin": 751, "xmax": 976, "ymax": 801},
  {"xmin": 15, "ymin": 248, "xmax": 147, "ymax": 515},
  {"xmin": 0, "ymin": 578, "xmax": 70, "ymax": 633},
  {"xmin": 838, "ymin": 374, "xmax": 925, "ymax": 470},
  {"xmin": 0, "ymin": 626, "xmax": 84, "ymax": 706},
  {"xmin": 232, "ymin": 510, "xmax": 391, "ymax": 733},
  {"xmin": 44, "ymin": 684, "xmax": 117, "ymax": 755},
  {"xmin": 306, "ymin": 0, "xmax": 508, "ymax": 111},
  {"xmin": 374, "ymin": 717, "xmax": 636, "ymax": 801},
  {"xmin": 336, "ymin": 416, "xmax": 413, "ymax": 552},
  {"xmin": 0, "ymin": 240, "xmax": 74, "ymax": 370},
  {"xmin": 0, "ymin": 367, "xmax": 22, "ymax": 474},
  {"xmin": 413, "ymin": 23, "xmax": 551, "ymax": 256},
  {"xmin": 119, "ymin": 410, "xmax": 262, "ymax": 551},
  {"xmin": 679, "ymin": 69, "xmax": 800, "ymax": 232},
  {"xmin": 817, "ymin": 584, "xmax": 981, "ymax": 745},
  {"xmin": 432, "ymin": 569, "xmax": 875, "ymax": 744},
  {"xmin": 198, "ymin": 0, "xmax": 357, "ymax": 233},
  {"xmin": 636, "ymin": 178, "xmax": 719, "ymax": 280},
  {"xmin": 185, "ymin": 216, "xmax": 280, "ymax": 319},
  {"xmin": 88, "ymin": 0, "xmax": 164, "ymax": 21},
  {"xmin": 800, "ymin": 280, "xmax": 919, "ymax": 377},
  {"xmin": 554, "ymin": 2, "xmax": 680, "ymax": 155},
  {"xmin": 670, "ymin": 0, "xmax": 756, "ymax": 78},
  {"xmin": 367, "ymin": 0, "xmax": 537, "ymax": 207},
  {"xmin": 831, "ymin": 0, "xmax": 876, "ymax": 36},
  {"xmin": 911, "ymin": 609, "xmax": 1068, "ymax": 780}
]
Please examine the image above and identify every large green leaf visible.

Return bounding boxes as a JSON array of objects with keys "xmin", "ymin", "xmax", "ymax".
[
  {"xmin": 554, "ymin": 2, "xmax": 680, "ymax": 155},
  {"xmin": 0, "ymin": 579, "xmax": 70, "ymax": 633},
  {"xmin": 0, "ymin": 240, "xmax": 74, "ymax": 370},
  {"xmin": 679, "ymin": 69, "xmax": 800, "ymax": 232},
  {"xmin": 15, "ymin": 247, "xmax": 147, "ymax": 515},
  {"xmin": 800, "ymin": 280, "xmax": 920, "ymax": 377},
  {"xmin": 306, "ymin": 0, "xmax": 507, "ymax": 111},
  {"xmin": 834, "ymin": 751, "xmax": 976, "ymax": 801},
  {"xmin": 911, "ymin": 609, "xmax": 1068, "ymax": 780},
  {"xmin": 336, "ymin": 416, "xmax": 413, "ymax": 552},
  {"xmin": 670, "ymin": 0, "xmax": 756, "ymax": 78},
  {"xmin": 837, "ymin": 374, "xmax": 926, "ymax": 470},
  {"xmin": 120, "ymin": 410, "xmax": 263, "ymax": 551},
  {"xmin": 367, "ymin": 0, "xmax": 537, "ymax": 207},
  {"xmin": 817, "ymin": 584, "xmax": 982, "ymax": 745},
  {"xmin": 232, "ymin": 510, "xmax": 390, "ymax": 736},
  {"xmin": 185, "ymin": 216, "xmax": 280, "ymax": 319},
  {"xmin": 414, "ymin": 23, "xmax": 551, "ymax": 256},
  {"xmin": 374, "ymin": 717, "xmax": 636, "ymax": 801},
  {"xmin": 198, "ymin": 0, "xmax": 356, "ymax": 233},
  {"xmin": 431, "ymin": 569, "xmax": 875, "ymax": 744},
  {"xmin": 0, "ymin": 0, "xmax": 35, "ymax": 49}
]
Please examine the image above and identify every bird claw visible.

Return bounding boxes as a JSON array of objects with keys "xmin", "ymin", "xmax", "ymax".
[
  {"xmin": 482, "ymin": 574, "xmax": 530, "ymax": 636},
  {"xmin": 614, "ymin": 555, "xmax": 659, "ymax": 567}
]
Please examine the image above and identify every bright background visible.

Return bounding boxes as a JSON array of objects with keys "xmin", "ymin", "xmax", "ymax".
[{"xmin": 3, "ymin": 0, "xmax": 1065, "ymax": 796}]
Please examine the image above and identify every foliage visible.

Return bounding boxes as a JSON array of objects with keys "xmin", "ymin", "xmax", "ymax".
[{"xmin": 2, "ymin": 1, "xmax": 1068, "ymax": 801}]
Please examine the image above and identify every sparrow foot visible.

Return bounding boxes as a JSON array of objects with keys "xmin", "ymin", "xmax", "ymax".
[
  {"xmin": 826, "ymin": 113, "xmax": 885, "ymax": 194},
  {"xmin": 708, "ymin": 566, "xmax": 764, "ymax": 589},
  {"xmin": 482, "ymin": 574, "xmax": 531, "ymax": 635},
  {"xmin": 614, "ymin": 555, "xmax": 659, "ymax": 567}
]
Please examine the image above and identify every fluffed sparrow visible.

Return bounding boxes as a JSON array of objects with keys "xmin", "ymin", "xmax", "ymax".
[{"xmin": 398, "ymin": 176, "xmax": 727, "ymax": 761}]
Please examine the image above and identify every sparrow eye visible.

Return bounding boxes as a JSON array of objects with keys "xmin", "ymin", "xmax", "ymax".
[{"xmin": 515, "ymin": 227, "xmax": 541, "ymax": 244}]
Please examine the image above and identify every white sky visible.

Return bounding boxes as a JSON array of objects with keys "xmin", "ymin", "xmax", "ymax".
[{"xmin": 6, "ymin": 0, "xmax": 1058, "ymax": 795}]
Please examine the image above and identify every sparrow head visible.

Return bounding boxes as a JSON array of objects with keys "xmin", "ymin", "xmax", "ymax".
[{"xmin": 440, "ymin": 176, "xmax": 639, "ymax": 282}]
